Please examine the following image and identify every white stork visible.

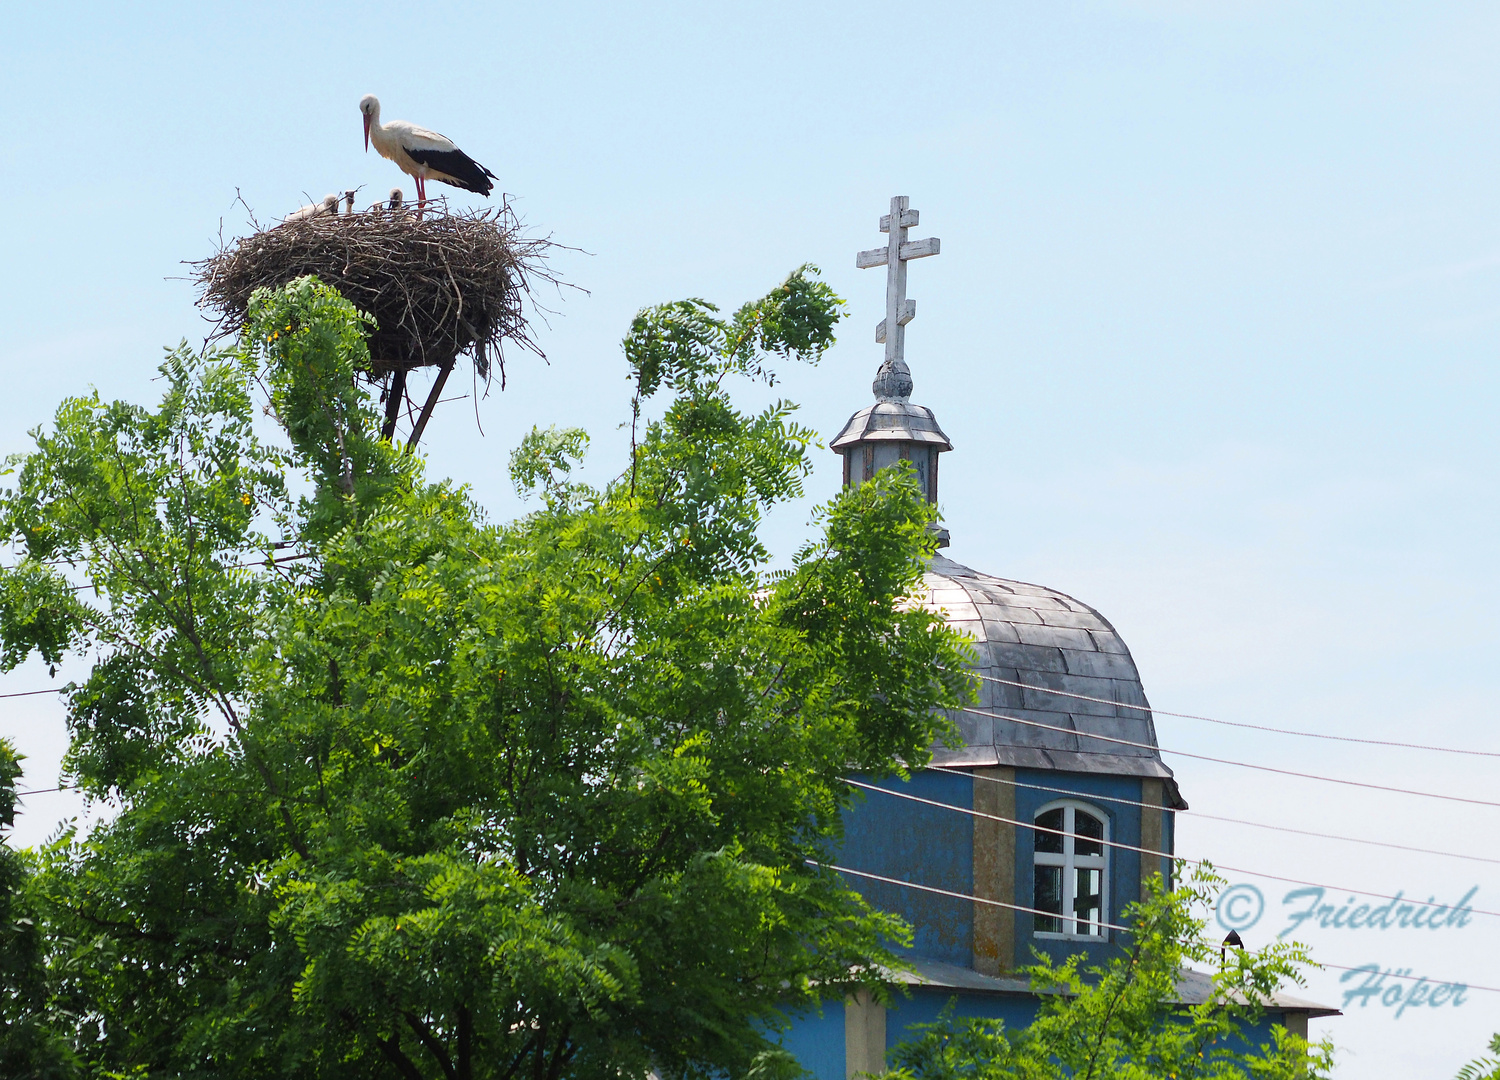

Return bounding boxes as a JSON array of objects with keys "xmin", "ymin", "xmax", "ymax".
[
  {"xmin": 388, "ymin": 187, "xmax": 404, "ymax": 213},
  {"xmin": 343, "ymin": 190, "xmax": 356, "ymax": 216},
  {"xmin": 284, "ymin": 193, "xmax": 339, "ymax": 223},
  {"xmin": 359, "ymin": 95, "xmax": 496, "ymax": 212}
]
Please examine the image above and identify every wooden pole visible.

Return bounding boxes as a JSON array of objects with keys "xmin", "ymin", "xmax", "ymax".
[
  {"xmin": 407, "ymin": 363, "xmax": 454, "ymax": 451},
  {"xmin": 381, "ymin": 368, "xmax": 407, "ymax": 442}
]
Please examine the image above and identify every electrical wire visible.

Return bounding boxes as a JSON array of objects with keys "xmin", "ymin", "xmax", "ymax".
[
  {"xmin": 812, "ymin": 860, "xmax": 1500, "ymax": 995},
  {"xmin": 956, "ymin": 669, "xmax": 1500, "ymax": 759},
  {"xmin": 15, "ymin": 783, "xmax": 1494, "ymax": 992},
  {"xmin": 844, "ymin": 778, "xmax": 1500, "ymax": 919},
  {"xmin": 0, "ymin": 552, "xmax": 315, "ymax": 693},
  {"xmin": 0, "ymin": 542, "xmax": 301, "ymax": 576},
  {"xmin": 56, "ymin": 549, "xmax": 316, "ymax": 591},
  {"xmin": 957, "ymin": 705, "xmax": 1500, "ymax": 809},
  {"xmin": 811, "ymin": 858, "xmax": 1131, "ymax": 929},
  {"xmin": 14, "ymin": 762, "xmax": 1495, "ymax": 872},
  {"xmin": 926, "ymin": 765, "xmax": 1500, "ymax": 867},
  {"xmin": 13, "ymin": 550, "xmax": 318, "ymax": 594},
  {"xmin": 5, "ymin": 551, "xmax": 311, "ymax": 572}
]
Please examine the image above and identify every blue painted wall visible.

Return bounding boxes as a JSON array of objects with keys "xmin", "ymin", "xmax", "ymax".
[
  {"xmin": 783, "ymin": 769, "xmax": 1311, "ymax": 1080},
  {"xmin": 885, "ymin": 988, "xmax": 1038, "ymax": 1046},
  {"xmin": 777, "ymin": 1002, "xmax": 844, "ymax": 1080},
  {"xmin": 834, "ymin": 767, "xmax": 1175, "ymax": 970},
  {"xmin": 835, "ymin": 769, "xmax": 976, "ymax": 965},
  {"xmin": 782, "ymin": 990, "xmax": 1301, "ymax": 1080}
]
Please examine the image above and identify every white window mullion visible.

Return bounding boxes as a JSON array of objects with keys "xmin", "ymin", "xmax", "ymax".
[{"xmin": 1032, "ymin": 800, "xmax": 1110, "ymax": 942}]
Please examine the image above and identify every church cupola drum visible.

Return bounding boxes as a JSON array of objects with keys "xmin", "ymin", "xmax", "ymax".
[{"xmin": 831, "ymin": 197, "xmax": 952, "ymax": 540}]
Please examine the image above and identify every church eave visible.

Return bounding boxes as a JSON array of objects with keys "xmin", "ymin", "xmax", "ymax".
[{"xmin": 929, "ymin": 746, "xmax": 1188, "ymax": 810}]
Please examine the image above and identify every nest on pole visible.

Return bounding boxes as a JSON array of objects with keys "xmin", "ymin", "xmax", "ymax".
[{"xmin": 191, "ymin": 201, "xmax": 559, "ymax": 446}]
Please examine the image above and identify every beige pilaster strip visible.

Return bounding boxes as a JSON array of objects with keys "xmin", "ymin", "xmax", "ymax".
[
  {"xmin": 1283, "ymin": 1012, "xmax": 1308, "ymax": 1042},
  {"xmin": 1139, "ymin": 778, "xmax": 1164, "ymax": 904},
  {"xmin": 844, "ymin": 990, "xmax": 886, "ymax": 1078},
  {"xmin": 972, "ymin": 766, "xmax": 1016, "ymax": 975}
]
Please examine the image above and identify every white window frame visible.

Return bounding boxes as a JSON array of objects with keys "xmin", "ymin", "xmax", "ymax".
[{"xmin": 1031, "ymin": 799, "xmax": 1110, "ymax": 942}]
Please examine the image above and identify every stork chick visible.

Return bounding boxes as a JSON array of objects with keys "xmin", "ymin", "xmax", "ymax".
[{"xmin": 284, "ymin": 193, "xmax": 339, "ymax": 223}]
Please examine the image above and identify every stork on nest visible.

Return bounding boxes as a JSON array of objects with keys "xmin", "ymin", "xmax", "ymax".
[{"xmin": 191, "ymin": 201, "xmax": 562, "ymax": 448}]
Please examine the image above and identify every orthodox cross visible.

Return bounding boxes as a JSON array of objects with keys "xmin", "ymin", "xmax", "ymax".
[{"xmin": 856, "ymin": 195, "xmax": 940, "ymax": 401}]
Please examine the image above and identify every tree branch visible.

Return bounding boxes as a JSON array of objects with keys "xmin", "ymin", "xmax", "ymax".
[
  {"xmin": 457, "ymin": 1006, "xmax": 473, "ymax": 1080},
  {"xmin": 376, "ymin": 1031, "xmax": 426, "ymax": 1080},
  {"xmin": 496, "ymin": 1032, "xmax": 540, "ymax": 1080},
  {"xmin": 402, "ymin": 1010, "xmax": 457, "ymax": 1080}
]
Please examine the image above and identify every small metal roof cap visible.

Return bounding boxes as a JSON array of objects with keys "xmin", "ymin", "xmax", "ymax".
[{"xmin": 830, "ymin": 401, "xmax": 954, "ymax": 452}]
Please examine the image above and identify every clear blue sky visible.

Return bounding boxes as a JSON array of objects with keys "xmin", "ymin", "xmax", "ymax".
[{"xmin": 3, "ymin": 3, "xmax": 1499, "ymax": 1074}]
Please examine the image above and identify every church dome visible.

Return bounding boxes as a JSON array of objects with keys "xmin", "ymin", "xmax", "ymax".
[{"xmin": 918, "ymin": 553, "xmax": 1185, "ymax": 808}]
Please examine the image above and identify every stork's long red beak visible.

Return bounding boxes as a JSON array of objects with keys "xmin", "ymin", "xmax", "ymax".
[{"xmin": 363, "ymin": 114, "xmax": 371, "ymax": 152}]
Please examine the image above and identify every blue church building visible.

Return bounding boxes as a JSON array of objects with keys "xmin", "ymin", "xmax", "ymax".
[{"xmin": 780, "ymin": 198, "xmax": 1335, "ymax": 1079}]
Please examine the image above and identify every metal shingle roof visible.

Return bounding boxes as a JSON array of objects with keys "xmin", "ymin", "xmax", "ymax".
[{"xmin": 918, "ymin": 553, "xmax": 1186, "ymax": 809}]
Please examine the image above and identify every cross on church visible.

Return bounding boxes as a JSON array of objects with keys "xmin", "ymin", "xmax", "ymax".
[{"xmin": 855, "ymin": 195, "xmax": 940, "ymax": 401}]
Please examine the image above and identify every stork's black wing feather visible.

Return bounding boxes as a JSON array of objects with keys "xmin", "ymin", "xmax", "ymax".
[{"xmin": 406, "ymin": 147, "xmax": 497, "ymax": 195}]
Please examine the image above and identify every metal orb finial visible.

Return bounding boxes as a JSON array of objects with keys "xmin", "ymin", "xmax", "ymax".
[{"xmin": 872, "ymin": 358, "xmax": 913, "ymax": 402}]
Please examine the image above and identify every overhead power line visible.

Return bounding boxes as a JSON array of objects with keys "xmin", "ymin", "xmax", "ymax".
[
  {"xmin": 0, "ymin": 552, "xmax": 317, "ymax": 695},
  {"xmin": 956, "ymin": 669, "xmax": 1500, "ymax": 759},
  {"xmin": 0, "ymin": 543, "xmax": 305, "ymax": 574},
  {"xmin": 18, "ymin": 762, "xmax": 1492, "ymax": 870},
  {"xmin": 812, "ymin": 858, "xmax": 1134, "ymax": 928},
  {"xmin": 925, "ymin": 765, "xmax": 1500, "ymax": 867},
  {"xmin": 812, "ymin": 860, "xmax": 1500, "ymax": 995},
  {"xmin": 845, "ymin": 778, "xmax": 1500, "ymax": 919},
  {"xmin": 957, "ymin": 705, "xmax": 1500, "ymax": 809},
  {"xmin": 4, "ymin": 551, "xmax": 318, "ymax": 594}
]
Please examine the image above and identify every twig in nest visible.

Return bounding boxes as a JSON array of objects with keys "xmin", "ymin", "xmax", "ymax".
[{"xmin": 190, "ymin": 201, "xmax": 569, "ymax": 403}]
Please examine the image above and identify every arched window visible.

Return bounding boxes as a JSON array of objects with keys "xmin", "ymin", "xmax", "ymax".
[{"xmin": 1033, "ymin": 801, "xmax": 1108, "ymax": 939}]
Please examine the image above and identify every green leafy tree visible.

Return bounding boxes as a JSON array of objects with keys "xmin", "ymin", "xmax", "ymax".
[
  {"xmin": 883, "ymin": 867, "xmax": 1335, "ymax": 1080},
  {"xmin": 0, "ymin": 271, "xmax": 972, "ymax": 1080},
  {"xmin": 0, "ymin": 739, "xmax": 81, "ymax": 1078},
  {"xmin": 1456, "ymin": 1035, "xmax": 1500, "ymax": 1080}
]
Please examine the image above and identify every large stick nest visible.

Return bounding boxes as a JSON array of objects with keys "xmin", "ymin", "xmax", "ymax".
[{"xmin": 191, "ymin": 201, "xmax": 559, "ymax": 388}]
